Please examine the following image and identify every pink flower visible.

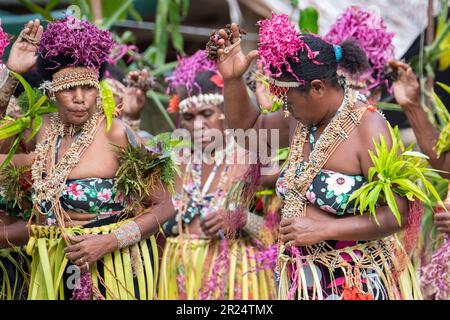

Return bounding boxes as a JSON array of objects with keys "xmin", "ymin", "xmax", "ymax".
[
  {"xmin": 306, "ymin": 190, "xmax": 316, "ymax": 203},
  {"xmin": 97, "ymin": 189, "xmax": 112, "ymax": 202},
  {"xmin": 65, "ymin": 183, "xmax": 84, "ymax": 200}
]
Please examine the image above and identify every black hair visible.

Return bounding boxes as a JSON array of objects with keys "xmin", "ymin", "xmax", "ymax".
[
  {"xmin": 276, "ymin": 34, "xmax": 370, "ymax": 92},
  {"xmin": 37, "ymin": 53, "xmax": 107, "ymax": 81},
  {"xmin": 177, "ymin": 70, "xmax": 222, "ymax": 101}
]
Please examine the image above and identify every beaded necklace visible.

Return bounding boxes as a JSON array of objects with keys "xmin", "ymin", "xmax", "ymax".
[
  {"xmin": 281, "ymin": 87, "xmax": 366, "ymax": 219},
  {"xmin": 31, "ymin": 112, "xmax": 104, "ymax": 229}
]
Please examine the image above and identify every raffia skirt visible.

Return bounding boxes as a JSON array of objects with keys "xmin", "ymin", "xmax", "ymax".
[
  {"xmin": 158, "ymin": 235, "xmax": 276, "ymax": 300},
  {"xmin": 277, "ymin": 236, "xmax": 422, "ymax": 300},
  {"xmin": 25, "ymin": 217, "xmax": 158, "ymax": 300}
]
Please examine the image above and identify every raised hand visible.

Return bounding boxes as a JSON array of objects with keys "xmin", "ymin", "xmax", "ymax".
[
  {"xmin": 6, "ymin": 19, "xmax": 43, "ymax": 74},
  {"xmin": 214, "ymin": 23, "xmax": 258, "ymax": 81},
  {"xmin": 388, "ymin": 60, "xmax": 420, "ymax": 110},
  {"xmin": 122, "ymin": 69, "xmax": 152, "ymax": 120}
]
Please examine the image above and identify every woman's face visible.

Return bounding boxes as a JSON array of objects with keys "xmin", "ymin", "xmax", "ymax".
[
  {"xmin": 180, "ymin": 104, "xmax": 225, "ymax": 151},
  {"xmin": 54, "ymin": 85, "xmax": 99, "ymax": 125},
  {"xmin": 286, "ymin": 80, "xmax": 329, "ymax": 126}
]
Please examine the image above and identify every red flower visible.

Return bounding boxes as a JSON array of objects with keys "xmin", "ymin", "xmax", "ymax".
[
  {"xmin": 367, "ymin": 99, "xmax": 377, "ymax": 112},
  {"xmin": 210, "ymin": 73, "xmax": 224, "ymax": 94},
  {"xmin": 167, "ymin": 95, "xmax": 179, "ymax": 114},
  {"xmin": 254, "ymin": 197, "xmax": 264, "ymax": 211}
]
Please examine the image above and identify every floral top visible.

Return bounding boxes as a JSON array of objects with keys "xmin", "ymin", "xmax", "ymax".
[
  {"xmin": 276, "ymin": 125, "xmax": 366, "ymax": 216},
  {"xmin": 162, "ymin": 163, "xmax": 229, "ymax": 236},
  {"xmin": 36, "ymin": 177, "xmax": 124, "ymax": 226}
]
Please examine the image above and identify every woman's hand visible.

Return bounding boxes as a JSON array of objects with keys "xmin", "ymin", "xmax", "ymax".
[
  {"xmin": 279, "ymin": 216, "xmax": 328, "ymax": 246},
  {"xmin": 122, "ymin": 87, "xmax": 146, "ymax": 120},
  {"xmin": 6, "ymin": 19, "xmax": 43, "ymax": 74},
  {"xmin": 64, "ymin": 233, "xmax": 118, "ymax": 272},
  {"xmin": 216, "ymin": 23, "xmax": 258, "ymax": 81},
  {"xmin": 388, "ymin": 60, "xmax": 421, "ymax": 110},
  {"xmin": 200, "ymin": 212, "xmax": 225, "ymax": 237}
]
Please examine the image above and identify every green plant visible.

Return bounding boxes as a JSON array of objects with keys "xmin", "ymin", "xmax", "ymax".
[
  {"xmin": 347, "ymin": 123, "xmax": 444, "ymax": 225},
  {"xmin": 145, "ymin": 0, "xmax": 189, "ymax": 66},
  {"xmin": 433, "ymin": 82, "xmax": 450, "ymax": 156},
  {"xmin": 114, "ymin": 132, "xmax": 178, "ymax": 214},
  {"xmin": 0, "ymin": 72, "xmax": 57, "ymax": 170}
]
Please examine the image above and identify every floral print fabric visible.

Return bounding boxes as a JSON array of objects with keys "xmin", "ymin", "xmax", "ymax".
[
  {"xmin": 61, "ymin": 178, "xmax": 123, "ymax": 214},
  {"xmin": 276, "ymin": 168, "xmax": 366, "ymax": 215}
]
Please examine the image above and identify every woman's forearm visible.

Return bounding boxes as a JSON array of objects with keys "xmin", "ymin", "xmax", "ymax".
[
  {"xmin": 134, "ymin": 198, "xmax": 174, "ymax": 239},
  {"xmin": 323, "ymin": 197, "xmax": 408, "ymax": 241},
  {"xmin": 403, "ymin": 105, "xmax": 450, "ymax": 176},
  {"xmin": 0, "ymin": 66, "xmax": 19, "ymax": 117},
  {"xmin": 224, "ymin": 78, "xmax": 261, "ymax": 130},
  {"xmin": 0, "ymin": 220, "xmax": 29, "ymax": 247}
]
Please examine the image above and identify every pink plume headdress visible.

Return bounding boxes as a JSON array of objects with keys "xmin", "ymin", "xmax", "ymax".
[
  {"xmin": 165, "ymin": 49, "xmax": 218, "ymax": 96},
  {"xmin": 0, "ymin": 20, "xmax": 10, "ymax": 62},
  {"xmin": 38, "ymin": 17, "xmax": 114, "ymax": 72},
  {"xmin": 257, "ymin": 13, "xmax": 320, "ymax": 84},
  {"xmin": 325, "ymin": 6, "xmax": 395, "ymax": 90}
]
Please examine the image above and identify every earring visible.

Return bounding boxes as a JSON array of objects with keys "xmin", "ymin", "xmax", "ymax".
[
  {"xmin": 282, "ymin": 91, "xmax": 290, "ymax": 118},
  {"xmin": 218, "ymin": 113, "xmax": 225, "ymax": 120}
]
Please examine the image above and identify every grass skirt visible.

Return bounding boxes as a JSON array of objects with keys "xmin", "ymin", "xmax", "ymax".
[
  {"xmin": 158, "ymin": 236, "xmax": 276, "ymax": 300},
  {"xmin": 26, "ymin": 220, "xmax": 158, "ymax": 300},
  {"xmin": 0, "ymin": 246, "xmax": 30, "ymax": 299}
]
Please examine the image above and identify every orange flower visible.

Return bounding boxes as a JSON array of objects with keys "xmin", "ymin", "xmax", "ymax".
[{"xmin": 167, "ymin": 95, "xmax": 179, "ymax": 113}]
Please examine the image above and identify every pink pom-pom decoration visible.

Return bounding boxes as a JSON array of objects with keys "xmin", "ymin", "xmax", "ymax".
[
  {"xmin": 0, "ymin": 20, "xmax": 10, "ymax": 62},
  {"xmin": 257, "ymin": 13, "xmax": 319, "ymax": 83},
  {"xmin": 38, "ymin": 17, "xmax": 114, "ymax": 72},
  {"xmin": 325, "ymin": 6, "xmax": 395, "ymax": 90},
  {"xmin": 165, "ymin": 49, "xmax": 218, "ymax": 96}
]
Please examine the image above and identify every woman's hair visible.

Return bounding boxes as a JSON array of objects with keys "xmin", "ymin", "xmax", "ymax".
[
  {"xmin": 276, "ymin": 35, "xmax": 370, "ymax": 92},
  {"xmin": 37, "ymin": 53, "xmax": 107, "ymax": 81},
  {"xmin": 176, "ymin": 70, "xmax": 222, "ymax": 101}
]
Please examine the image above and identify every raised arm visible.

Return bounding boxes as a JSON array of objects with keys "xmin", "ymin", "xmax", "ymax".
[
  {"xmin": 215, "ymin": 23, "xmax": 291, "ymax": 148},
  {"xmin": 1, "ymin": 19, "xmax": 43, "ymax": 116},
  {"xmin": 388, "ymin": 60, "xmax": 450, "ymax": 178}
]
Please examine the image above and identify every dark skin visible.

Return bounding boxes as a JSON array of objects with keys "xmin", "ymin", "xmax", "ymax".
[
  {"xmin": 0, "ymin": 75, "xmax": 174, "ymax": 270},
  {"xmin": 215, "ymin": 23, "xmax": 409, "ymax": 246},
  {"xmin": 389, "ymin": 59, "xmax": 450, "ymax": 235},
  {"xmin": 0, "ymin": 20, "xmax": 44, "ymax": 247},
  {"xmin": 175, "ymin": 103, "xmax": 226, "ymax": 237},
  {"xmin": 173, "ymin": 103, "xmax": 249, "ymax": 237}
]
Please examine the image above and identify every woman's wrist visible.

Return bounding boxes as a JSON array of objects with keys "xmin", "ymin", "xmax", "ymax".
[{"xmin": 111, "ymin": 220, "xmax": 142, "ymax": 250}]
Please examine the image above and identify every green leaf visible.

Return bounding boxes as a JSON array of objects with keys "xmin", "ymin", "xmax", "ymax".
[
  {"xmin": 99, "ymin": 80, "xmax": 116, "ymax": 132},
  {"xmin": 383, "ymin": 185, "xmax": 402, "ymax": 226},
  {"xmin": 26, "ymin": 115, "xmax": 43, "ymax": 143},
  {"xmin": 18, "ymin": 0, "xmax": 54, "ymax": 21},
  {"xmin": 0, "ymin": 134, "xmax": 22, "ymax": 171},
  {"xmin": 147, "ymin": 90, "xmax": 175, "ymax": 130},
  {"xmin": 11, "ymin": 72, "xmax": 35, "ymax": 111},
  {"xmin": 102, "ymin": 0, "xmax": 135, "ymax": 30},
  {"xmin": 26, "ymin": 95, "xmax": 48, "ymax": 117},
  {"xmin": 376, "ymin": 102, "xmax": 403, "ymax": 112},
  {"xmin": 403, "ymin": 150, "xmax": 430, "ymax": 159},
  {"xmin": 436, "ymin": 81, "xmax": 450, "ymax": 96},
  {"xmin": 181, "ymin": 0, "xmax": 190, "ymax": 17},
  {"xmin": 299, "ymin": 7, "xmax": 319, "ymax": 34},
  {"xmin": 128, "ymin": 4, "xmax": 143, "ymax": 22},
  {"xmin": 169, "ymin": 0, "xmax": 185, "ymax": 55},
  {"xmin": 152, "ymin": 0, "xmax": 170, "ymax": 65},
  {"xmin": 45, "ymin": 0, "xmax": 60, "ymax": 11}
]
